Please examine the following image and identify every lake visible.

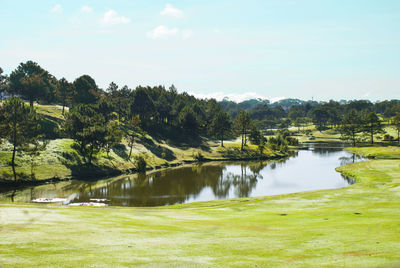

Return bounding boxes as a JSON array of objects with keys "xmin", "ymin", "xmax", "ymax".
[{"xmin": 1, "ymin": 145, "xmax": 365, "ymax": 207}]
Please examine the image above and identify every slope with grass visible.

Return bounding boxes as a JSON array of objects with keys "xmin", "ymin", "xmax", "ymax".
[
  {"xmin": 1, "ymin": 147, "xmax": 400, "ymax": 267},
  {"xmin": 0, "ymin": 103, "xmax": 285, "ymax": 183}
]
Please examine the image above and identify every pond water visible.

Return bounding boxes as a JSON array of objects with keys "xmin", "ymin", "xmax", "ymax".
[{"xmin": 1, "ymin": 145, "xmax": 365, "ymax": 207}]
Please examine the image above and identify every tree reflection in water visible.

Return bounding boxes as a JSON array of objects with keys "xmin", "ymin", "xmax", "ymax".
[
  {"xmin": 64, "ymin": 162, "xmax": 267, "ymax": 206},
  {"xmin": 0, "ymin": 146, "xmax": 365, "ymax": 207}
]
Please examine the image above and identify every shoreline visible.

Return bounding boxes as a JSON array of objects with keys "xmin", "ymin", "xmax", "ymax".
[{"xmin": 0, "ymin": 152, "xmax": 291, "ymax": 189}]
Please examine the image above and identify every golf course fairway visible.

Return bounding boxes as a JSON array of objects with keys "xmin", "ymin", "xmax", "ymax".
[{"xmin": 1, "ymin": 147, "xmax": 400, "ymax": 267}]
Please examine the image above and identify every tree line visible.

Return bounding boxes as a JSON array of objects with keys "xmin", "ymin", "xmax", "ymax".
[
  {"xmin": 1, "ymin": 61, "xmax": 400, "ymax": 181},
  {"xmin": 0, "ymin": 61, "xmax": 257, "ymax": 180}
]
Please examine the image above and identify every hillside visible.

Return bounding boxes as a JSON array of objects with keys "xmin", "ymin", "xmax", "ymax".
[{"xmin": 0, "ymin": 103, "xmax": 285, "ymax": 183}]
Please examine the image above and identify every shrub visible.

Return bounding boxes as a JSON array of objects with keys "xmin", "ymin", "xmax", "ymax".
[
  {"xmin": 383, "ymin": 134, "xmax": 394, "ymax": 141},
  {"xmin": 193, "ymin": 151, "xmax": 205, "ymax": 161},
  {"xmin": 285, "ymin": 136, "xmax": 299, "ymax": 146},
  {"xmin": 134, "ymin": 155, "xmax": 147, "ymax": 172}
]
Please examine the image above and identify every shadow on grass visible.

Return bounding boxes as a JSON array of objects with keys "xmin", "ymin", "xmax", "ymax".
[
  {"xmin": 60, "ymin": 149, "xmax": 121, "ymax": 180},
  {"xmin": 140, "ymin": 137, "xmax": 176, "ymax": 161},
  {"xmin": 112, "ymin": 144, "xmax": 129, "ymax": 160}
]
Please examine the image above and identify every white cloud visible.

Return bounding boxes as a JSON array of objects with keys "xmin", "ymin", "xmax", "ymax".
[
  {"xmin": 50, "ymin": 4, "xmax": 62, "ymax": 14},
  {"xmin": 147, "ymin": 25, "xmax": 179, "ymax": 39},
  {"xmin": 182, "ymin": 29, "xmax": 193, "ymax": 40},
  {"xmin": 160, "ymin": 4, "xmax": 184, "ymax": 18},
  {"xmin": 81, "ymin": 5, "xmax": 93, "ymax": 13},
  {"xmin": 213, "ymin": 29, "xmax": 221, "ymax": 34},
  {"xmin": 270, "ymin": 96, "xmax": 286, "ymax": 103},
  {"xmin": 362, "ymin": 91, "xmax": 372, "ymax": 98},
  {"xmin": 188, "ymin": 92, "xmax": 275, "ymax": 103},
  {"xmin": 101, "ymin": 10, "xmax": 130, "ymax": 26}
]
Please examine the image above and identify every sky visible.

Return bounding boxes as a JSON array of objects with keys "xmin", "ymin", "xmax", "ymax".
[{"xmin": 1, "ymin": 0, "xmax": 399, "ymax": 102}]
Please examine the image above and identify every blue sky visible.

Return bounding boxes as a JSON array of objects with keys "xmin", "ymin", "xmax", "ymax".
[{"xmin": 1, "ymin": 0, "xmax": 399, "ymax": 102}]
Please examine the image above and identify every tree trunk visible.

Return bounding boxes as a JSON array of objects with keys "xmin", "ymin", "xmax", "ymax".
[
  {"xmin": 371, "ymin": 130, "xmax": 374, "ymax": 144},
  {"xmin": 88, "ymin": 146, "xmax": 93, "ymax": 165},
  {"xmin": 241, "ymin": 133, "xmax": 244, "ymax": 151},
  {"xmin": 29, "ymin": 99, "xmax": 34, "ymax": 108},
  {"xmin": 398, "ymin": 129, "xmax": 400, "ymax": 146},
  {"xmin": 128, "ymin": 143, "xmax": 133, "ymax": 159},
  {"xmin": 62, "ymin": 102, "xmax": 65, "ymax": 115},
  {"xmin": 11, "ymin": 143, "xmax": 17, "ymax": 181}
]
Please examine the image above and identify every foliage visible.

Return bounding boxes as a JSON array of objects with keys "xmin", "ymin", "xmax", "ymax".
[
  {"xmin": 9, "ymin": 61, "xmax": 55, "ymax": 107},
  {"xmin": 308, "ymin": 106, "xmax": 330, "ymax": 131},
  {"xmin": 104, "ymin": 120, "xmax": 123, "ymax": 159},
  {"xmin": 125, "ymin": 115, "xmax": 143, "ymax": 159},
  {"xmin": 63, "ymin": 104, "xmax": 107, "ymax": 164},
  {"xmin": 24, "ymin": 140, "xmax": 49, "ymax": 179},
  {"xmin": 72, "ymin": 75, "xmax": 100, "ymax": 104},
  {"xmin": 0, "ymin": 97, "xmax": 41, "ymax": 180},
  {"xmin": 339, "ymin": 109, "xmax": 363, "ymax": 146},
  {"xmin": 362, "ymin": 111, "xmax": 383, "ymax": 144},
  {"xmin": 234, "ymin": 110, "xmax": 252, "ymax": 150},
  {"xmin": 178, "ymin": 105, "xmax": 198, "ymax": 134},
  {"xmin": 193, "ymin": 151, "xmax": 205, "ymax": 161},
  {"xmin": 391, "ymin": 113, "xmax": 400, "ymax": 144},
  {"xmin": 0, "ymin": 67, "xmax": 9, "ymax": 99},
  {"xmin": 249, "ymin": 125, "xmax": 263, "ymax": 145},
  {"xmin": 209, "ymin": 111, "xmax": 232, "ymax": 146},
  {"xmin": 134, "ymin": 154, "xmax": 147, "ymax": 172},
  {"xmin": 56, "ymin": 77, "xmax": 73, "ymax": 115}
]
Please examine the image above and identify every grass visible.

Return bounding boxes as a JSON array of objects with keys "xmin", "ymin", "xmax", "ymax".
[
  {"xmin": 1, "ymin": 147, "xmax": 400, "ymax": 267},
  {"xmin": 1, "ymin": 102, "xmax": 285, "ymax": 182},
  {"xmin": 346, "ymin": 146, "xmax": 400, "ymax": 159},
  {"xmin": 294, "ymin": 124, "xmax": 399, "ymax": 145},
  {"xmin": 0, "ymin": 137, "xmax": 276, "ymax": 181}
]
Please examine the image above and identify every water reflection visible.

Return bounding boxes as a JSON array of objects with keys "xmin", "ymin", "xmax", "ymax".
[{"xmin": 0, "ymin": 146, "xmax": 366, "ymax": 207}]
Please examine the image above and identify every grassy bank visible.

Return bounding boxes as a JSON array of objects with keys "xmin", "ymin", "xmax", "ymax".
[
  {"xmin": 346, "ymin": 146, "xmax": 400, "ymax": 159},
  {"xmin": 1, "ymin": 147, "xmax": 400, "ymax": 266},
  {"xmin": 0, "ymin": 103, "xmax": 285, "ymax": 183}
]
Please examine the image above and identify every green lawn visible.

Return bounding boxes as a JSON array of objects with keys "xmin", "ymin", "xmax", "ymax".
[
  {"xmin": 346, "ymin": 146, "xmax": 400, "ymax": 159},
  {"xmin": 1, "ymin": 147, "xmax": 400, "ymax": 267}
]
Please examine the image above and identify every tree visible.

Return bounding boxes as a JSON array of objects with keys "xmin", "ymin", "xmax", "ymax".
[
  {"xmin": 339, "ymin": 110, "xmax": 363, "ymax": 146},
  {"xmin": 104, "ymin": 120, "xmax": 123, "ymax": 159},
  {"xmin": 363, "ymin": 112, "xmax": 383, "ymax": 144},
  {"xmin": 249, "ymin": 124, "xmax": 263, "ymax": 145},
  {"xmin": 125, "ymin": 115, "xmax": 143, "ymax": 159},
  {"xmin": 9, "ymin": 61, "xmax": 53, "ymax": 108},
  {"xmin": 234, "ymin": 110, "xmax": 252, "ymax": 150},
  {"xmin": 131, "ymin": 87, "xmax": 154, "ymax": 122},
  {"xmin": 105, "ymin": 82, "xmax": 119, "ymax": 97},
  {"xmin": 178, "ymin": 106, "xmax": 198, "ymax": 134},
  {"xmin": 24, "ymin": 140, "xmax": 48, "ymax": 179},
  {"xmin": 57, "ymin": 78, "xmax": 73, "ymax": 115},
  {"xmin": 210, "ymin": 111, "xmax": 232, "ymax": 147},
  {"xmin": 72, "ymin": 75, "xmax": 100, "ymax": 104},
  {"xmin": 309, "ymin": 106, "xmax": 330, "ymax": 131},
  {"xmin": 391, "ymin": 113, "xmax": 400, "ymax": 145},
  {"xmin": 0, "ymin": 67, "xmax": 9, "ymax": 99},
  {"xmin": 63, "ymin": 104, "xmax": 107, "ymax": 164},
  {"xmin": 0, "ymin": 97, "xmax": 41, "ymax": 181}
]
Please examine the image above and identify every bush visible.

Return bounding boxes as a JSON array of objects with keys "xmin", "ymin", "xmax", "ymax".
[
  {"xmin": 134, "ymin": 155, "xmax": 147, "ymax": 172},
  {"xmin": 279, "ymin": 144, "xmax": 288, "ymax": 153},
  {"xmin": 285, "ymin": 136, "xmax": 299, "ymax": 146},
  {"xmin": 383, "ymin": 134, "xmax": 394, "ymax": 141},
  {"xmin": 193, "ymin": 151, "xmax": 205, "ymax": 162}
]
